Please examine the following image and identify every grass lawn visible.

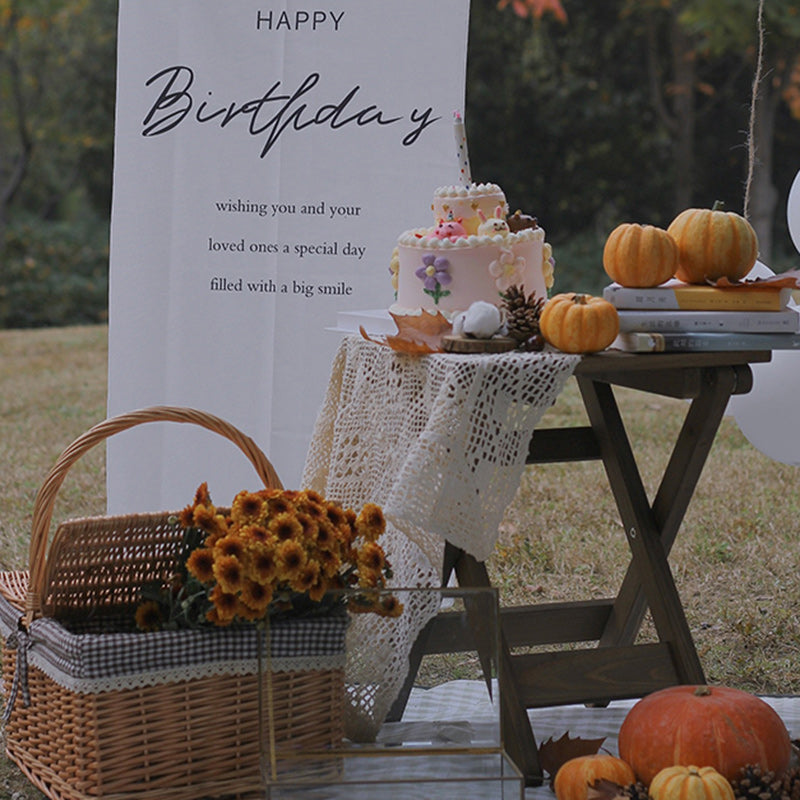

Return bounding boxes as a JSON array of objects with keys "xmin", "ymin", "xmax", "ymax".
[{"xmin": 1, "ymin": 324, "xmax": 798, "ymax": 797}]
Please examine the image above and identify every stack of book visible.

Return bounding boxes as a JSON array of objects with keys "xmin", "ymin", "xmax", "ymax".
[{"xmin": 605, "ymin": 277, "xmax": 800, "ymax": 352}]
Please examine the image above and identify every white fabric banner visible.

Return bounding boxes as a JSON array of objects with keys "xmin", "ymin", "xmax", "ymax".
[{"xmin": 107, "ymin": 0, "xmax": 470, "ymax": 512}]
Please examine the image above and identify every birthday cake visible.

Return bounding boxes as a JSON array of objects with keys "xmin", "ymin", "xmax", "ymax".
[{"xmin": 389, "ymin": 182, "xmax": 553, "ymax": 319}]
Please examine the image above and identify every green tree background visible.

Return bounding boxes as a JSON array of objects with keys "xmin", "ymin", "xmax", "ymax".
[
  {"xmin": 1, "ymin": 0, "xmax": 116, "ymax": 327},
  {"xmin": 1, "ymin": 0, "xmax": 798, "ymax": 326}
]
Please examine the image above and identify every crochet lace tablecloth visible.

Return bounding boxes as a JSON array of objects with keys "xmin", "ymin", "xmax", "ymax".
[{"xmin": 302, "ymin": 335, "xmax": 580, "ymax": 740}]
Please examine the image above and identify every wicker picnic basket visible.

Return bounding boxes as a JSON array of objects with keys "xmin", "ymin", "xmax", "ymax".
[{"xmin": 0, "ymin": 406, "xmax": 347, "ymax": 800}]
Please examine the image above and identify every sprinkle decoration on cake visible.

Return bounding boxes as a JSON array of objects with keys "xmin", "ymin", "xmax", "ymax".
[{"xmin": 390, "ymin": 181, "xmax": 554, "ymax": 319}]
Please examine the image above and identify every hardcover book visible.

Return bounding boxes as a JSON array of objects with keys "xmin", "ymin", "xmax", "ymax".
[
  {"xmin": 616, "ymin": 308, "xmax": 800, "ymax": 334},
  {"xmin": 603, "ymin": 280, "xmax": 793, "ymax": 312},
  {"xmin": 611, "ymin": 330, "xmax": 800, "ymax": 353}
]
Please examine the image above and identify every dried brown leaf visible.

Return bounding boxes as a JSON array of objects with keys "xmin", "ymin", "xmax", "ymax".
[
  {"xmin": 359, "ymin": 327, "xmax": 384, "ymax": 346},
  {"xmin": 711, "ymin": 269, "xmax": 800, "ymax": 290},
  {"xmin": 390, "ymin": 310, "xmax": 453, "ymax": 348},
  {"xmin": 538, "ymin": 731, "xmax": 606, "ymax": 779},
  {"xmin": 384, "ymin": 335, "xmax": 439, "ymax": 354},
  {"xmin": 359, "ymin": 326, "xmax": 440, "ymax": 354},
  {"xmin": 359, "ymin": 311, "xmax": 452, "ymax": 353},
  {"xmin": 587, "ymin": 778, "xmax": 629, "ymax": 800}
]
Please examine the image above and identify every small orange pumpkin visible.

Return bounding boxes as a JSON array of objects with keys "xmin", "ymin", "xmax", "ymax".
[
  {"xmin": 667, "ymin": 202, "xmax": 758, "ymax": 284},
  {"xmin": 603, "ymin": 223, "xmax": 679, "ymax": 288},
  {"xmin": 618, "ymin": 685, "xmax": 792, "ymax": 784},
  {"xmin": 649, "ymin": 766, "xmax": 734, "ymax": 800},
  {"xmin": 539, "ymin": 293, "xmax": 619, "ymax": 354},
  {"xmin": 554, "ymin": 754, "xmax": 636, "ymax": 800}
]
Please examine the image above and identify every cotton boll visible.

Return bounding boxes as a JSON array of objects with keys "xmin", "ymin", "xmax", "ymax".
[
  {"xmin": 461, "ymin": 301, "xmax": 503, "ymax": 338},
  {"xmin": 452, "ymin": 312, "xmax": 467, "ymax": 336}
]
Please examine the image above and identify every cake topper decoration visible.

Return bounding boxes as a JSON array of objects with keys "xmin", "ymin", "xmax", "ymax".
[
  {"xmin": 453, "ymin": 111, "xmax": 472, "ymax": 186},
  {"xmin": 433, "ymin": 218, "xmax": 468, "ymax": 241},
  {"xmin": 477, "ymin": 207, "xmax": 511, "ymax": 237},
  {"xmin": 507, "ymin": 210, "xmax": 539, "ymax": 232}
]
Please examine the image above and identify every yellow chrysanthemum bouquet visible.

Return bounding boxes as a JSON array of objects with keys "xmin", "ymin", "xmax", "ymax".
[{"xmin": 135, "ymin": 482, "xmax": 401, "ymax": 631}]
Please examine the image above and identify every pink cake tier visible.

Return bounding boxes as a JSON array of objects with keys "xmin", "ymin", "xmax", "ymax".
[
  {"xmin": 432, "ymin": 183, "xmax": 507, "ymax": 236},
  {"xmin": 392, "ymin": 226, "xmax": 548, "ymax": 318}
]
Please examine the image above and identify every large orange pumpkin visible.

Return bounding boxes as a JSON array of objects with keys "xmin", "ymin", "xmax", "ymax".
[
  {"xmin": 618, "ymin": 685, "xmax": 792, "ymax": 785},
  {"xmin": 603, "ymin": 223, "xmax": 679, "ymax": 288},
  {"xmin": 650, "ymin": 766, "xmax": 734, "ymax": 800},
  {"xmin": 554, "ymin": 754, "xmax": 636, "ymax": 800},
  {"xmin": 667, "ymin": 203, "xmax": 758, "ymax": 284},
  {"xmin": 539, "ymin": 293, "xmax": 619, "ymax": 354}
]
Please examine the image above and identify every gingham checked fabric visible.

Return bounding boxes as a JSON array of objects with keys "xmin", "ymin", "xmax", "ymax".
[{"xmin": 0, "ymin": 593, "xmax": 347, "ymax": 701}]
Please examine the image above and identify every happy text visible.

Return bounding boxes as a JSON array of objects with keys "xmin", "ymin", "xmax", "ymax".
[{"xmin": 256, "ymin": 10, "xmax": 345, "ymax": 32}]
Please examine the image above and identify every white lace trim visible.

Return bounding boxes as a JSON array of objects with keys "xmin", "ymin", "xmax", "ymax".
[{"xmin": 24, "ymin": 653, "xmax": 345, "ymax": 695}]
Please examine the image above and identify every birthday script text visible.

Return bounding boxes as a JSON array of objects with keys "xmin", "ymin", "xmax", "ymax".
[{"xmin": 142, "ymin": 66, "xmax": 439, "ymax": 157}]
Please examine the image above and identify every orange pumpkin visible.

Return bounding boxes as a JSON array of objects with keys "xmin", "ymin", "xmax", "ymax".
[
  {"xmin": 603, "ymin": 223, "xmax": 679, "ymax": 288},
  {"xmin": 539, "ymin": 293, "xmax": 619, "ymax": 354},
  {"xmin": 618, "ymin": 685, "xmax": 792, "ymax": 785},
  {"xmin": 650, "ymin": 766, "xmax": 735, "ymax": 800},
  {"xmin": 554, "ymin": 754, "xmax": 636, "ymax": 800},
  {"xmin": 667, "ymin": 203, "xmax": 758, "ymax": 284}
]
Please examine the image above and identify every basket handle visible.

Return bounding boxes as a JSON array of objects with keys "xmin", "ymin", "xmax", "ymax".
[{"xmin": 26, "ymin": 405, "xmax": 283, "ymax": 620}]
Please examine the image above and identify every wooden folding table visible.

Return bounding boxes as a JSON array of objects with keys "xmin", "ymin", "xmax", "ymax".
[{"xmin": 399, "ymin": 349, "xmax": 770, "ymax": 784}]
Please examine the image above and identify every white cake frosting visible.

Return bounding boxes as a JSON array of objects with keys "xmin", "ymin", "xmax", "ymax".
[{"xmin": 390, "ymin": 183, "xmax": 553, "ymax": 318}]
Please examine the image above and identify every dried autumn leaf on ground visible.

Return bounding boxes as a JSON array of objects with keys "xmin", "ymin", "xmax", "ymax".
[
  {"xmin": 359, "ymin": 311, "xmax": 452, "ymax": 353},
  {"xmin": 538, "ymin": 731, "xmax": 606, "ymax": 780}
]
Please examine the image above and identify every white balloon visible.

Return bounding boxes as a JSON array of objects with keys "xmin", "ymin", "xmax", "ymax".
[
  {"xmin": 729, "ymin": 349, "xmax": 800, "ymax": 466},
  {"xmin": 728, "ymin": 171, "xmax": 800, "ymax": 466},
  {"xmin": 788, "ymin": 169, "xmax": 800, "ymax": 254}
]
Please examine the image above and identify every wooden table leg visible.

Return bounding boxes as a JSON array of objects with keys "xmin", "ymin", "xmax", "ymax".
[
  {"xmin": 385, "ymin": 547, "xmax": 462, "ymax": 723},
  {"xmin": 586, "ymin": 367, "xmax": 741, "ymax": 650},
  {"xmin": 389, "ymin": 545, "xmax": 545, "ymax": 784},
  {"xmin": 577, "ymin": 376, "xmax": 706, "ymax": 684},
  {"xmin": 452, "ymin": 548, "xmax": 544, "ymax": 785}
]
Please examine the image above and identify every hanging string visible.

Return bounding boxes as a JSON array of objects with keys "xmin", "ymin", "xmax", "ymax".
[{"xmin": 744, "ymin": 0, "xmax": 766, "ymax": 219}]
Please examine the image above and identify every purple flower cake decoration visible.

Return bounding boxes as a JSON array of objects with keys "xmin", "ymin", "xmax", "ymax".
[{"xmin": 416, "ymin": 253, "xmax": 452, "ymax": 305}]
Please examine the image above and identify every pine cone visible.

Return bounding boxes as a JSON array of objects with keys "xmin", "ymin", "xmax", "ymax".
[
  {"xmin": 587, "ymin": 778, "xmax": 649, "ymax": 800},
  {"xmin": 501, "ymin": 284, "xmax": 546, "ymax": 349},
  {"xmin": 500, "ymin": 284, "xmax": 529, "ymax": 314},
  {"xmin": 621, "ymin": 781, "xmax": 651, "ymax": 800},
  {"xmin": 781, "ymin": 766, "xmax": 800, "ymax": 800},
  {"xmin": 732, "ymin": 765, "xmax": 785, "ymax": 800}
]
